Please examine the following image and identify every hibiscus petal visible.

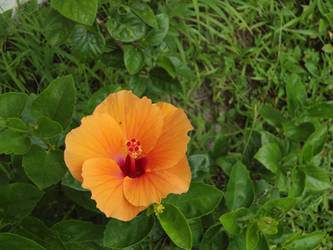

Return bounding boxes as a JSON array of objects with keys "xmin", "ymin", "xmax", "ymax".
[
  {"xmin": 65, "ymin": 113, "xmax": 125, "ymax": 181},
  {"xmin": 94, "ymin": 90, "xmax": 163, "ymax": 156},
  {"xmin": 123, "ymin": 156, "xmax": 191, "ymax": 207},
  {"xmin": 82, "ymin": 158, "xmax": 145, "ymax": 221},
  {"xmin": 147, "ymin": 102, "xmax": 193, "ymax": 170}
]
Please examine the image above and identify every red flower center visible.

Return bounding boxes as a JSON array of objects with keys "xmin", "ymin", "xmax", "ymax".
[{"xmin": 117, "ymin": 138, "xmax": 147, "ymax": 178}]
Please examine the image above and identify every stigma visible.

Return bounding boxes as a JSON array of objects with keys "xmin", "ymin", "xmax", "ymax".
[{"xmin": 126, "ymin": 138, "xmax": 142, "ymax": 159}]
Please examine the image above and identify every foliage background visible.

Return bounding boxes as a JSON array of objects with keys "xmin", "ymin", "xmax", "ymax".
[{"xmin": 0, "ymin": 0, "xmax": 332, "ymax": 249}]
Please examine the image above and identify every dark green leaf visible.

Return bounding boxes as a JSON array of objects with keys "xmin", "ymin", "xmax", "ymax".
[
  {"xmin": 0, "ymin": 129, "xmax": 31, "ymax": 155},
  {"xmin": 157, "ymin": 56, "xmax": 176, "ymax": 78},
  {"xmin": 63, "ymin": 186, "xmax": 99, "ymax": 213},
  {"xmin": 302, "ymin": 124, "xmax": 327, "ymax": 162},
  {"xmin": 284, "ymin": 231, "xmax": 326, "ymax": 250},
  {"xmin": 0, "ymin": 92, "xmax": 28, "ymax": 118},
  {"xmin": 44, "ymin": 9, "xmax": 74, "ymax": 46},
  {"xmin": 12, "ymin": 217, "xmax": 64, "ymax": 249},
  {"xmin": 225, "ymin": 161, "xmax": 254, "ymax": 210},
  {"xmin": 104, "ymin": 214, "xmax": 154, "ymax": 249},
  {"xmin": 300, "ymin": 165, "xmax": 330, "ymax": 191},
  {"xmin": 212, "ymin": 134, "xmax": 229, "ymax": 158},
  {"xmin": 101, "ymin": 49, "xmax": 125, "ymax": 68},
  {"xmin": 33, "ymin": 116, "xmax": 63, "ymax": 139},
  {"xmin": 145, "ymin": 14, "xmax": 169, "ymax": 46},
  {"xmin": 87, "ymin": 85, "xmax": 121, "ymax": 113},
  {"xmin": 131, "ymin": 2, "xmax": 158, "ymax": 28},
  {"xmin": 246, "ymin": 223, "xmax": 259, "ymax": 250},
  {"xmin": 0, "ymin": 233, "xmax": 44, "ymax": 250},
  {"xmin": 71, "ymin": 24, "xmax": 105, "ymax": 62},
  {"xmin": 62, "ymin": 172, "xmax": 86, "ymax": 191},
  {"xmin": 50, "ymin": 0, "xmax": 98, "ymax": 25},
  {"xmin": 188, "ymin": 154, "xmax": 210, "ymax": 181},
  {"xmin": 283, "ymin": 121, "xmax": 315, "ymax": 142},
  {"xmin": 52, "ymin": 220, "xmax": 104, "ymax": 248},
  {"xmin": 286, "ymin": 73, "xmax": 306, "ymax": 116},
  {"xmin": 124, "ymin": 45, "xmax": 144, "ymax": 75},
  {"xmin": 0, "ymin": 183, "xmax": 43, "ymax": 227},
  {"xmin": 6, "ymin": 118, "xmax": 28, "ymax": 133},
  {"xmin": 31, "ymin": 75, "xmax": 76, "ymax": 129},
  {"xmin": 188, "ymin": 219, "xmax": 203, "ymax": 247},
  {"xmin": 149, "ymin": 67, "xmax": 182, "ymax": 96},
  {"xmin": 23, "ymin": 146, "xmax": 66, "ymax": 190},
  {"xmin": 166, "ymin": 182, "xmax": 223, "ymax": 219},
  {"xmin": 128, "ymin": 75, "xmax": 148, "ymax": 97},
  {"xmin": 158, "ymin": 204, "xmax": 192, "ymax": 250},
  {"xmin": 106, "ymin": 10, "xmax": 146, "ymax": 42},
  {"xmin": 199, "ymin": 224, "xmax": 228, "ymax": 250},
  {"xmin": 254, "ymin": 143, "xmax": 282, "ymax": 174},
  {"xmin": 306, "ymin": 102, "xmax": 333, "ymax": 119}
]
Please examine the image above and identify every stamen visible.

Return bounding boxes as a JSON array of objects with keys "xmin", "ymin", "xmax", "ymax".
[{"xmin": 125, "ymin": 138, "xmax": 143, "ymax": 159}]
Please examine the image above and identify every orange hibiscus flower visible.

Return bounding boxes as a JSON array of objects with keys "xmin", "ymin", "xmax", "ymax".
[{"xmin": 64, "ymin": 90, "xmax": 193, "ymax": 221}]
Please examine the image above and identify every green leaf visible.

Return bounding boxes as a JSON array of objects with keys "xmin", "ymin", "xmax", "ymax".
[
  {"xmin": 188, "ymin": 154, "xmax": 210, "ymax": 181},
  {"xmin": 212, "ymin": 134, "xmax": 229, "ymax": 158},
  {"xmin": 146, "ymin": 14, "xmax": 169, "ymax": 46},
  {"xmin": 0, "ymin": 183, "xmax": 43, "ymax": 227},
  {"xmin": 188, "ymin": 219, "xmax": 203, "ymax": 247},
  {"xmin": 166, "ymin": 182, "xmax": 223, "ymax": 219},
  {"xmin": 62, "ymin": 171, "xmax": 86, "ymax": 191},
  {"xmin": 50, "ymin": 0, "xmax": 98, "ymax": 26},
  {"xmin": 257, "ymin": 197, "xmax": 297, "ymax": 220},
  {"xmin": 246, "ymin": 223, "xmax": 259, "ymax": 250},
  {"xmin": 6, "ymin": 118, "xmax": 28, "ymax": 133},
  {"xmin": 130, "ymin": 2, "xmax": 158, "ymax": 28},
  {"xmin": 71, "ymin": 24, "xmax": 105, "ymax": 62},
  {"xmin": 254, "ymin": 143, "xmax": 282, "ymax": 174},
  {"xmin": 286, "ymin": 73, "xmax": 306, "ymax": 116},
  {"xmin": 87, "ymin": 85, "xmax": 121, "ymax": 113},
  {"xmin": 306, "ymin": 101, "xmax": 333, "ymax": 119},
  {"xmin": 104, "ymin": 214, "xmax": 154, "ymax": 249},
  {"xmin": 0, "ymin": 92, "xmax": 28, "ymax": 118},
  {"xmin": 0, "ymin": 129, "xmax": 31, "ymax": 155},
  {"xmin": 106, "ymin": 9, "xmax": 146, "ymax": 42},
  {"xmin": 128, "ymin": 75, "xmax": 148, "ymax": 97},
  {"xmin": 124, "ymin": 45, "xmax": 144, "ymax": 75},
  {"xmin": 288, "ymin": 168, "xmax": 305, "ymax": 197},
  {"xmin": 199, "ymin": 224, "xmax": 228, "ymax": 250},
  {"xmin": 158, "ymin": 204, "xmax": 192, "ymax": 250},
  {"xmin": 300, "ymin": 165, "xmax": 330, "ymax": 191},
  {"xmin": 259, "ymin": 104, "xmax": 283, "ymax": 127},
  {"xmin": 148, "ymin": 67, "xmax": 182, "ymax": 96},
  {"xmin": 219, "ymin": 208, "xmax": 249, "ymax": 235},
  {"xmin": 283, "ymin": 121, "xmax": 315, "ymax": 142},
  {"xmin": 157, "ymin": 56, "xmax": 177, "ymax": 78},
  {"xmin": 302, "ymin": 124, "xmax": 327, "ymax": 162},
  {"xmin": 44, "ymin": 9, "xmax": 74, "ymax": 46},
  {"xmin": 63, "ymin": 186, "xmax": 99, "ymax": 213},
  {"xmin": 31, "ymin": 75, "xmax": 76, "ymax": 129},
  {"xmin": 257, "ymin": 216, "xmax": 278, "ymax": 235},
  {"xmin": 33, "ymin": 116, "xmax": 63, "ymax": 139},
  {"xmin": 23, "ymin": 146, "xmax": 66, "ymax": 190},
  {"xmin": 284, "ymin": 231, "xmax": 326, "ymax": 250},
  {"xmin": 52, "ymin": 220, "xmax": 104, "ymax": 248},
  {"xmin": 0, "ymin": 233, "xmax": 45, "ymax": 250},
  {"xmin": 225, "ymin": 161, "xmax": 254, "ymax": 210},
  {"xmin": 12, "ymin": 217, "xmax": 63, "ymax": 249}
]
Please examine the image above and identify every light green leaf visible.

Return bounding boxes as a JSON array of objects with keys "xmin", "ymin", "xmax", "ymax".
[
  {"xmin": 257, "ymin": 197, "xmax": 297, "ymax": 220},
  {"xmin": 284, "ymin": 231, "xmax": 326, "ymax": 250},
  {"xmin": 257, "ymin": 216, "xmax": 278, "ymax": 235},
  {"xmin": 33, "ymin": 116, "xmax": 63, "ymax": 139},
  {"xmin": 306, "ymin": 101, "xmax": 333, "ymax": 119},
  {"xmin": 225, "ymin": 161, "xmax": 254, "ymax": 210},
  {"xmin": 124, "ymin": 45, "xmax": 144, "ymax": 75},
  {"xmin": 302, "ymin": 124, "xmax": 327, "ymax": 162},
  {"xmin": 31, "ymin": 75, "xmax": 76, "ymax": 129},
  {"xmin": 286, "ymin": 73, "xmax": 306, "ymax": 116},
  {"xmin": 246, "ymin": 223, "xmax": 259, "ymax": 250},
  {"xmin": 157, "ymin": 56, "xmax": 176, "ymax": 78},
  {"xmin": 254, "ymin": 143, "xmax": 282, "ymax": 174},
  {"xmin": 300, "ymin": 165, "xmax": 330, "ymax": 191},
  {"xmin": 0, "ymin": 92, "xmax": 28, "ymax": 118},
  {"xmin": 23, "ymin": 145, "xmax": 66, "ymax": 190},
  {"xmin": 106, "ymin": 10, "xmax": 146, "ymax": 42},
  {"xmin": 6, "ymin": 118, "xmax": 27, "ymax": 133},
  {"xmin": 166, "ymin": 182, "xmax": 223, "ymax": 219},
  {"xmin": 199, "ymin": 224, "xmax": 228, "ymax": 250},
  {"xmin": 158, "ymin": 204, "xmax": 192, "ymax": 250},
  {"xmin": 0, "ymin": 183, "xmax": 43, "ymax": 227},
  {"xmin": 146, "ymin": 14, "xmax": 169, "ymax": 46},
  {"xmin": 0, "ymin": 129, "xmax": 31, "ymax": 155},
  {"xmin": 131, "ymin": 2, "xmax": 158, "ymax": 28},
  {"xmin": 259, "ymin": 104, "xmax": 283, "ymax": 127},
  {"xmin": 188, "ymin": 154, "xmax": 210, "ymax": 181},
  {"xmin": 104, "ymin": 214, "xmax": 154, "ymax": 249},
  {"xmin": 288, "ymin": 168, "xmax": 305, "ymax": 197},
  {"xmin": 50, "ymin": 0, "xmax": 98, "ymax": 25},
  {"xmin": 283, "ymin": 121, "xmax": 315, "ymax": 142},
  {"xmin": 71, "ymin": 24, "xmax": 105, "ymax": 62},
  {"xmin": 0, "ymin": 233, "xmax": 45, "ymax": 250},
  {"xmin": 219, "ymin": 208, "xmax": 249, "ymax": 235}
]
